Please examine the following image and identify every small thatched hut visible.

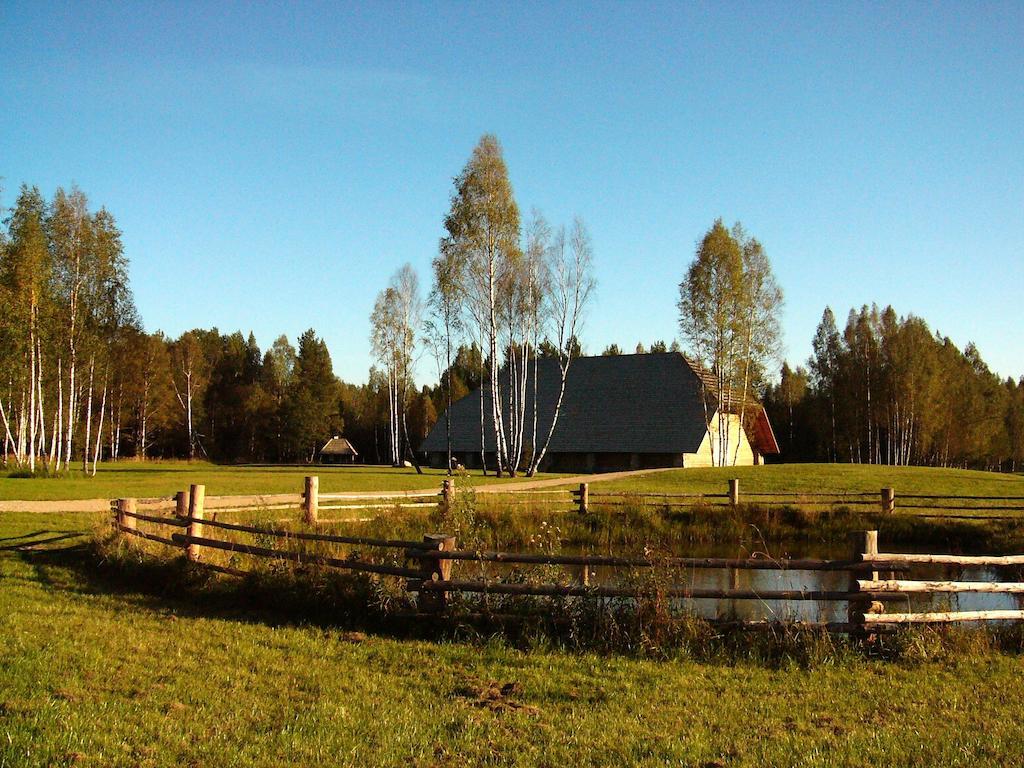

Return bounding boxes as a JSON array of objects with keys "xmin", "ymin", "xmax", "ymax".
[{"xmin": 319, "ymin": 436, "xmax": 359, "ymax": 464}]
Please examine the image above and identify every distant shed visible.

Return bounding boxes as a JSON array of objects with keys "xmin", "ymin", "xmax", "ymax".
[{"xmin": 319, "ymin": 436, "xmax": 359, "ymax": 464}]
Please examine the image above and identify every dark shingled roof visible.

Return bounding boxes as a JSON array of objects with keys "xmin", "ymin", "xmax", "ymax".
[{"xmin": 421, "ymin": 352, "xmax": 779, "ymax": 455}]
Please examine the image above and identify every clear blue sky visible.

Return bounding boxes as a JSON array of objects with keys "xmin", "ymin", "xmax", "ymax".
[{"xmin": 3, "ymin": 1, "xmax": 1022, "ymax": 383}]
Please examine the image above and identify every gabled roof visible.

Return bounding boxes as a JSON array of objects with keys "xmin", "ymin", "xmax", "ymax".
[
  {"xmin": 320, "ymin": 437, "xmax": 358, "ymax": 456},
  {"xmin": 420, "ymin": 352, "xmax": 779, "ymax": 456}
]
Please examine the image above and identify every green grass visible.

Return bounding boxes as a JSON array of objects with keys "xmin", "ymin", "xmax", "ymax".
[
  {"xmin": 604, "ymin": 463, "xmax": 1024, "ymax": 498},
  {"xmin": 4, "ymin": 511, "xmax": 1024, "ymax": 767},
  {"xmin": 0, "ymin": 460, "xmax": 566, "ymax": 502}
]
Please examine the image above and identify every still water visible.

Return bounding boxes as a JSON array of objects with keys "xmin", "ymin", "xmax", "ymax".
[{"xmin": 456, "ymin": 542, "xmax": 1024, "ymax": 624}]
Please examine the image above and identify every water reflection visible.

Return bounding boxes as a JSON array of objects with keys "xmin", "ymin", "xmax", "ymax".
[{"xmin": 457, "ymin": 543, "xmax": 1024, "ymax": 624}]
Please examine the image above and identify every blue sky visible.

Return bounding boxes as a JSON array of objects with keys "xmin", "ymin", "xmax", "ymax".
[{"xmin": 2, "ymin": 1, "xmax": 1022, "ymax": 382}]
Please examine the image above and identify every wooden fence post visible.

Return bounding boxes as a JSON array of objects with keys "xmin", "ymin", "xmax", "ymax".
[
  {"xmin": 304, "ymin": 475, "xmax": 319, "ymax": 525},
  {"xmin": 578, "ymin": 482, "xmax": 589, "ymax": 515},
  {"xmin": 174, "ymin": 490, "xmax": 188, "ymax": 519},
  {"xmin": 116, "ymin": 498, "xmax": 137, "ymax": 532},
  {"xmin": 848, "ymin": 529, "xmax": 880, "ymax": 634},
  {"xmin": 442, "ymin": 478, "xmax": 455, "ymax": 518},
  {"xmin": 186, "ymin": 484, "xmax": 205, "ymax": 562},
  {"xmin": 880, "ymin": 487, "xmax": 895, "ymax": 514},
  {"xmin": 418, "ymin": 534, "xmax": 456, "ymax": 613},
  {"xmin": 729, "ymin": 478, "xmax": 740, "ymax": 507}
]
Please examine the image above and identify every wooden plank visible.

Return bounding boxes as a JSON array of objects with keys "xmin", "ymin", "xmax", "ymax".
[
  {"xmin": 193, "ymin": 516, "xmax": 425, "ymax": 549},
  {"xmin": 865, "ymin": 552, "xmax": 1024, "ymax": 567},
  {"xmin": 859, "ymin": 579, "xmax": 1024, "ymax": 594},
  {"xmin": 317, "ymin": 502, "xmax": 436, "ymax": 511},
  {"xmin": 481, "ymin": 489, "xmax": 572, "ymax": 497},
  {"xmin": 197, "ymin": 503, "xmax": 299, "ymax": 513},
  {"xmin": 864, "ymin": 610, "xmax": 1024, "ymax": 625},
  {"xmin": 899, "ymin": 494, "xmax": 1024, "ymax": 501},
  {"xmin": 899, "ymin": 513, "xmax": 1024, "ymax": 521},
  {"xmin": 317, "ymin": 491, "xmax": 440, "ymax": 500},
  {"xmin": 170, "ymin": 533, "xmax": 422, "ymax": 578},
  {"xmin": 585, "ymin": 491, "xmax": 729, "ymax": 499},
  {"xmin": 893, "ymin": 504, "xmax": 1024, "ymax": 512},
  {"xmin": 120, "ymin": 510, "xmax": 188, "ymax": 528},
  {"xmin": 410, "ymin": 549, "xmax": 867, "ymax": 571}
]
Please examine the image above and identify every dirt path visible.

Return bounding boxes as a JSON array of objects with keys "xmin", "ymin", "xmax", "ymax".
[
  {"xmin": 0, "ymin": 467, "xmax": 675, "ymax": 513},
  {"xmin": 474, "ymin": 466, "xmax": 676, "ymax": 492}
]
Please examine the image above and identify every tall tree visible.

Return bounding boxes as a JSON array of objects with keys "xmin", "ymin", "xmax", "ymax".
[
  {"xmin": 810, "ymin": 307, "xmax": 842, "ymax": 462},
  {"xmin": 527, "ymin": 218, "xmax": 595, "ymax": 475},
  {"xmin": 169, "ymin": 330, "xmax": 209, "ymax": 460},
  {"xmin": 678, "ymin": 220, "xmax": 781, "ymax": 466},
  {"xmin": 1, "ymin": 186, "xmax": 50, "ymax": 470},
  {"xmin": 442, "ymin": 134, "xmax": 521, "ymax": 475},
  {"xmin": 426, "ymin": 242, "xmax": 464, "ymax": 472},
  {"xmin": 283, "ymin": 329, "xmax": 341, "ymax": 462}
]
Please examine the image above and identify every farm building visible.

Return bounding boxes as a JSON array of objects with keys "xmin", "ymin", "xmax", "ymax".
[
  {"xmin": 420, "ymin": 352, "xmax": 779, "ymax": 473},
  {"xmin": 318, "ymin": 436, "xmax": 359, "ymax": 464}
]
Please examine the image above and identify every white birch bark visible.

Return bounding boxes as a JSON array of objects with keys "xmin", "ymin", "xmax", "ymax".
[{"xmin": 92, "ymin": 375, "xmax": 107, "ymax": 475}]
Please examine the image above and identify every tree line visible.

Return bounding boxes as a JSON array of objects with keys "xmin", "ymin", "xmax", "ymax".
[
  {"xmin": 6, "ymin": 170, "xmax": 1017, "ymax": 476},
  {"xmin": 763, "ymin": 305, "xmax": 1024, "ymax": 471},
  {"xmin": 0, "ymin": 183, "xmax": 438, "ymax": 470}
]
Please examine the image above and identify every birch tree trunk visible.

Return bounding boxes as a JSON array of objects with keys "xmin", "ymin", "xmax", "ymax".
[
  {"xmin": 92, "ymin": 376, "xmax": 107, "ymax": 476},
  {"xmin": 82, "ymin": 357, "xmax": 94, "ymax": 473}
]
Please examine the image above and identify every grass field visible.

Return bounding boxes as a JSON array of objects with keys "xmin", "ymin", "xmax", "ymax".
[
  {"xmin": 603, "ymin": 463, "xmax": 1024, "ymax": 498},
  {"xmin": 3, "ymin": 460, "xmax": 1021, "ymax": 508},
  {"xmin": 0, "ymin": 461, "xmax": 565, "ymax": 502},
  {"xmin": 4, "ymin": 511, "xmax": 1024, "ymax": 767}
]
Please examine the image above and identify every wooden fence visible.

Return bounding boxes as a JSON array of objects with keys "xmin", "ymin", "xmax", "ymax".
[
  {"xmin": 573, "ymin": 479, "xmax": 1024, "ymax": 519},
  {"xmin": 110, "ymin": 481, "xmax": 1024, "ymax": 634}
]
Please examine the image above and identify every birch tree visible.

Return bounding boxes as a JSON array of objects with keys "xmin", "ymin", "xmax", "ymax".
[
  {"xmin": 426, "ymin": 241, "xmax": 464, "ymax": 472},
  {"xmin": 442, "ymin": 135, "xmax": 521, "ymax": 475},
  {"xmin": 0, "ymin": 186, "xmax": 51, "ymax": 471},
  {"xmin": 370, "ymin": 287, "xmax": 403, "ymax": 466},
  {"xmin": 48, "ymin": 187, "xmax": 93, "ymax": 469},
  {"xmin": 678, "ymin": 219, "xmax": 781, "ymax": 467},
  {"xmin": 527, "ymin": 218, "xmax": 595, "ymax": 476},
  {"xmin": 169, "ymin": 331, "xmax": 209, "ymax": 459}
]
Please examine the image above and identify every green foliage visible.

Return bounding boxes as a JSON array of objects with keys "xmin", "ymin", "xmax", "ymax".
[{"xmin": 767, "ymin": 303, "xmax": 1023, "ymax": 469}]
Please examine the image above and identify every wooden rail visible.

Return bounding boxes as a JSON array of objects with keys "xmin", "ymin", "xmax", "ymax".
[
  {"xmin": 108, "ymin": 476, "xmax": 1024, "ymax": 634},
  {"xmin": 572, "ymin": 480, "xmax": 1024, "ymax": 517},
  {"xmin": 409, "ymin": 549, "xmax": 871, "ymax": 571},
  {"xmin": 169, "ymin": 533, "xmax": 422, "ymax": 578}
]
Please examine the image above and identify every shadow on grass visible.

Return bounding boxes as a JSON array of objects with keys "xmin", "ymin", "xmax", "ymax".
[
  {"xmin": 9, "ymin": 537, "xmax": 434, "ymax": 645},
  {"xmin": 0, "ymin": 531, "xmax": 91, "ymax": 551},
  {"xmin": 12, "ymin": 519, "xmax": 1024, "ymax": 669}
]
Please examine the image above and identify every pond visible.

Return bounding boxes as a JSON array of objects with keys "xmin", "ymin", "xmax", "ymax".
[{"xmin": 447, "ymin": 540, "xmax": 1024, "ymax": 624}]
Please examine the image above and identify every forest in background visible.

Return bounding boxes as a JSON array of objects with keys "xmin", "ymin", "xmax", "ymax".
[
  {"xmin": 763, "ymin": 305, "xmax": 1024, "ymax": 471},
  {"xmin": 2, "ymin": 181, "xmax": 1021, "ymax": 473}
]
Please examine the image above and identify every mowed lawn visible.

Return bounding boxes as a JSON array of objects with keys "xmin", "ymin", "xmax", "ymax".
[
  {"xmin": 603, "ymin": 463, "xmax": 1024, "ymax": 500},
  {"xmin": 0, "ymin": 461, "xmax": 567, "ymax": 502},
  {"xmin": 2, "ymin": 511, "xmax": 1024, "ymax": 767}
]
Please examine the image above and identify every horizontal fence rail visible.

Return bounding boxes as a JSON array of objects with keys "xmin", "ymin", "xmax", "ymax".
[
  {"xmin": 408, "ymin": 548, "xmax": 872, "ymax": 571},
  {"xmin": 573, "ymin": 479, "xmax": 1024, "ymax": 518},
  {"xmin": 109, "ymin": 475, "xmax": 1024, "ymax": 521},
  {"xmin": 106, "ymin": 474, "xmax": 1024, "ymax": 635}
]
